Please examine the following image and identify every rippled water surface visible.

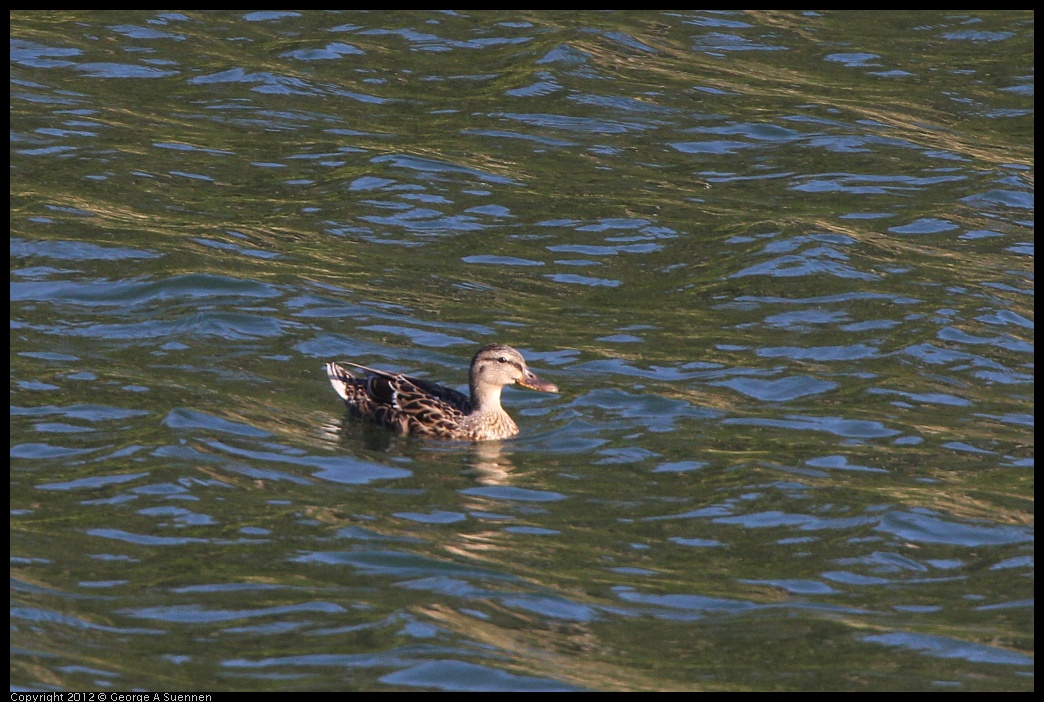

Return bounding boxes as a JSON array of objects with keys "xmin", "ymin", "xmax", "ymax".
[{"xmin": 11, "ymin": 10, "xmax": 1033, "ymax": 691}]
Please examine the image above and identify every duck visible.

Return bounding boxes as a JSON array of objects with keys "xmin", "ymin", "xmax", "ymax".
[{"xmin": 325, "ymin": 343, "xmax": 559, "ymax": 441}]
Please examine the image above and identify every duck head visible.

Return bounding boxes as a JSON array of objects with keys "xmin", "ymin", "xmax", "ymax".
[{"xmin": 469, "ymin": 344, "xmax": 558, "ymax": 409}]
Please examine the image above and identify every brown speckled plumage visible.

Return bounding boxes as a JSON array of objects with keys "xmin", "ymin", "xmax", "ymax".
[{"xmin": 326, "ymin": 344, "xmax": 559, "ymax": 441}]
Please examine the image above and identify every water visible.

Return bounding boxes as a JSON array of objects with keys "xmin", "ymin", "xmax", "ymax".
[{"xmin": 10, "ymin": 10, "xmax": 1033, "ymax": 691}]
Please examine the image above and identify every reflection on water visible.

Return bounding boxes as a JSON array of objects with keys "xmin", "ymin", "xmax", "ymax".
[
  {"xmin": 466, "ymin": 441, "xmax": 516, "ymax": 485},
  {"xmin": 11, "ymin": 10, "xmax": 1032, "ymax": 692}
]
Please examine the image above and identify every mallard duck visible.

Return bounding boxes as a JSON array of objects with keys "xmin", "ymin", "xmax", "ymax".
[{"xmin": 325, "ymin": 344, "xmax": 559, "ymax": 441}]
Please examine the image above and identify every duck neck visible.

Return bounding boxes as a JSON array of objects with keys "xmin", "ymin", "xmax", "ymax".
[{"xmin": 470, "ymin": 381, "xmax": 505, "ymax": 414}]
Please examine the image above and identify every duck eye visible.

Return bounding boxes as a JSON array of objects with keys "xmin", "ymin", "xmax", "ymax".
[{"xmin": 498, "ymin": 357, "xmax": 509, "ymax": 364}]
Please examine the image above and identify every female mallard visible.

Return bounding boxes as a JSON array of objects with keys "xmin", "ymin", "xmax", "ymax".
[{"xmin": 325, "ymin": 344, "xmax": 559, "ymax": 441}]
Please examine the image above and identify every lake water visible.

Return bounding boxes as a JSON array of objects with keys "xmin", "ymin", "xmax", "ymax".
[{"xmin": 10, "ymin": 10, "xmax": 1033, "ymax": 692}]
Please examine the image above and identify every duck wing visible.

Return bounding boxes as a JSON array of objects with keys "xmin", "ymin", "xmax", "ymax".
[{"xmin": 327, "ymin": 362, "xmax": 473, "ymax": 438}]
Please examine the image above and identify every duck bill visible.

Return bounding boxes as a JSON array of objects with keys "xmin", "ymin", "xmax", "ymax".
[{"xmin": 518, "ymin": 368, "xmax": 559, "ymax": 393}]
